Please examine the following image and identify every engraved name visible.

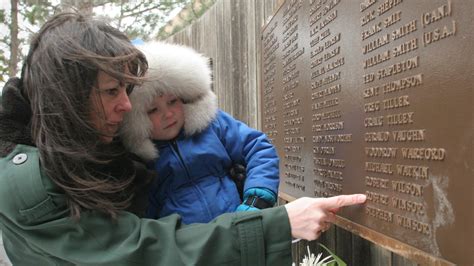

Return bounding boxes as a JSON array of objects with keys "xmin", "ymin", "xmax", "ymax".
[
  {"xmin": 393, "ymin": 38, "xmax": 418, "ymax": 57},
  {"xmin": 363, "ymin": 34, "xmax": 390, "ymax": 54},
  {"xmin": 314, "ymin": 168, "xmax": 343, "ymax": 180},
  {"xmin": 364, "ymin": 50, "xmax": 390, "ymax": 68},
  {"xmin": 283, "ymin": 91, "xmax": 294, "ymax": 101},
  {"xmin": 401, "ymin": 148, "xmax": 446, "ymax": 160},
  {"xmin": 284, "ymin": 145, "xmax": 301, "ymax": 153},
  {"xmin": 285, "ymin": 154, "xmax": 302, "ymax": 163},
  {"xmin": 392, "ymin": 180, "xmax": 423, "ymax": 196},
  {"xmin": 366, "ymin": 176, "xmax": 389, "ymax": 189},
  {"xmin": 365, "ymin": 147, "xmax": 397, "ymax": 158},
  {"xmin": 392, "ymin": 19, "xmax": 417, "ymax": 40},
  {"xmin": 361, "ymin": 9, "xmax": 376, "ymax": 26},
  {"xmin": 285, "ymin": 180, "xmax": 306, "ymax": 191},
  {"xmin": 312, "ymin": 98, "xmax": 339, "ymax": 110},
  {"xmin": 313, "ymin": 134, "xmax": 352, "ymax": 143},
  {"xmin": 377, "ymin": 56, "xmax": 419, "ymax": 80},
  {"xmin": 362, "ymin": 21, "xmax": 382, "ymax": 40},
  {"xmin": 392, "ymin": 197, "xmax": 425, "ymax": 215},
  {"xmin": 365, "ymin": 131, "xmax": 390, "ymax": 142},
  {"xmin": 365, "ymin": 162, "xmax": 393, "ymax": 174},
  {"xmin": 283, "ymin": 99, "xmax": 301, "ymax": 109},
  {"xmin": 314, "ymin": 190, "xmax": 336, "ymax": 197},
  {"xmin": 384, "ymin": 10, "xmax": 401, "ymax": 28},
  {"xmin": 283, "ymin": 108, "xmax": 299, "ymax": 118},
  {"xmin": 392, "ymin": 129, "xmax": 425, "ymax": 142},
  {"xmin": 383, "ymin": 95, "xmax": 410, "ymax": 110},
  {"xmin": 386, "ymin": 112, "xmax": 414, "ymax": 126},
  {"xmin": 397, "ymin": 164, "xmax": 429, "ymax": 179},
  {"xmin": 366, "ymin": 206, "xmax": 393, "ymax": 223},
  {"xmin": 285, "ymin": 172, "xmax": 305, "ymax": 181},
  {"xmin": 284, "ymin": 136, "xmax": 306, "ymax": 143},
  {"xmin": 314, "ymin": 157, "xmax": 345, "ymax": 168},
  {"xmin": 312, "ymin": 84, "xmax": 341, "ymax": 99},
  {"xmin": 378, "ymin": 0, "xmax": 403, "ymax": 16},
  {"xmin": 395, "ymin": 214, "xmax": 431, "ymax": 235},
  {"xmin": 284, "ymin": 117, "xmax": 303, "ymax": 127},
  {"xmin": 283, "ymin": 47, "xmax": 305, "ymax": 67},
  {"xmin": 367, "ymin": 191, "xmax": 390, "ymax": 205},
  {"xmin": 313, "ymin": 110, "xmax": 342, "ymax": 121},
  {"xmin": 364, "ymin": 74, "xmax": 423, "ymax": 97},
  {"xmin": 313, "ymin": 121, "xmax": 344, "ymax": 132},
  {"xmin": 312, "ymin": 72, "xmax": 341, "ymax": 88},
  {"xmin": 360, "ymin": 0, "xmax": 376, "ymax": 12},
  {"xmin": 284, "ymin": 163, "xmax": 305, "ymax": 172},
  {"xmin": 364, "ymin": 116, "xmax": 383, "ymax": 127},
  {"xmin": 284, "ymin": 127, "xmax": 301, "ymax": 135},
  {"xmin": 314, "ymin": 179, "xmax": 343, "ymax": 192},
  {"xmin": 313, "ymin": 146, "xmax": 335, "ymax": 155}
]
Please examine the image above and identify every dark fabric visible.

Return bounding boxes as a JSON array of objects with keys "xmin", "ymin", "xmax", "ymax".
[
  {"xmin": 244, "ymin": 196, "xmax": 274, "ymax": 210},
  {"xmin": 230, "ymin": 164, "xmax": 246, "ymax": 200},
  {"xmin": 0, "ymin": 78, "xmax": 33, "ymax": 156}
]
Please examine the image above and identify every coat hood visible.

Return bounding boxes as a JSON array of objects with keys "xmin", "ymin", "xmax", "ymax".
[{"xmin": 121, "ymin": 42, "xmax": 218, "ymax": 161}]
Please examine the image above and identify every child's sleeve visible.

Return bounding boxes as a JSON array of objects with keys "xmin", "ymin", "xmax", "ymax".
[{"xmin": 215, "ymin": 110, "xmax": 280, "ymax": 208}]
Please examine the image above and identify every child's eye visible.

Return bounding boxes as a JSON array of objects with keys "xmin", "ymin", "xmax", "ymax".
[
  {"xmin": 169, "ymin": 99, "xmax": 178, "ymax": 105},
  {"xmin": 147, "ymin": 107, "xmax": 158, "ymax": 114}
]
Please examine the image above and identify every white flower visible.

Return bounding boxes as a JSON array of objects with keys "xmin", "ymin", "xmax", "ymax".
[{"xmin": 292, "ymin": 246, "xmax": 335, "ymax": 266}]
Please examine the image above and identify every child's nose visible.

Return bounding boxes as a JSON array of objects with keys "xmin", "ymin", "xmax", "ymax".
[{"xmin": 163, "ymin": 108, "xmax": 174, "ymax": 118}]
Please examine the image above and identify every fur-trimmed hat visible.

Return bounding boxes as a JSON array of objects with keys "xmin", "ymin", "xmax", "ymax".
[{"xmin": 120, "ymin": 42, "xmax": 218, "ymax": 161}]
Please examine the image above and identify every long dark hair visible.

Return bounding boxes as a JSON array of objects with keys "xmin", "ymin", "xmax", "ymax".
[{"xmin": 21, "ymin": 12, "xmax": 148, "ymax": 219}]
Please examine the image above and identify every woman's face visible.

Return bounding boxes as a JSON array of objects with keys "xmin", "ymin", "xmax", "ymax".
[
  {"xmin": 147, "ymin": 93, "xmax": 185, "ymax": 141},
  {"xmin": 89, "ymin": 71, "xmax": 132, "ymax": 143}
]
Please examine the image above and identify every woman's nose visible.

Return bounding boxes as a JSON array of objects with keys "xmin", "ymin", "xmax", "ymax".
[{"xmin": 116, "ymin": 90, "xmax": 132, "ymax": 113}]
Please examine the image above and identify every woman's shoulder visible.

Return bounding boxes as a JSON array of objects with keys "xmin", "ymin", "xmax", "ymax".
[
  {"xmin": 0, "ymin": 144, "xmax": 64, "ymax": 224},
  {"xmin": 0, "ymin": 144, "xmax": 41, "ymax": 186}
]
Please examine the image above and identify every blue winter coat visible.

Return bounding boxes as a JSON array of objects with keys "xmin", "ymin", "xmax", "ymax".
[{"xmin": 146, "ymin": 110, "xmax": 279, "ymax": 224}]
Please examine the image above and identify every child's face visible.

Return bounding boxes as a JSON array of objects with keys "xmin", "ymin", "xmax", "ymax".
[{"xmin": 147, "ymin": 93, "xmax": 185, "ymax": 140}]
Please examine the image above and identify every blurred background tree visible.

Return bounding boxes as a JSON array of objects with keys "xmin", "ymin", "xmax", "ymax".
[{"xmin": 0, "ymin": 0, "xmax": 191, "ymax": 87}]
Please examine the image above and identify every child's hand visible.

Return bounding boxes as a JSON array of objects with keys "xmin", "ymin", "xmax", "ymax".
[
  {"xmin": 235, "ymin": 187, "xmax": 276, "ymax": 212},
  {"xmin": 235, "ymin": 204, "xmax": 259, "ymax": 212}
]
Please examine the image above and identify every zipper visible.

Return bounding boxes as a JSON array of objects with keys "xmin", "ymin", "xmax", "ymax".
[
  {"xmin": 169, "ymin": 140, "xmax": 213, "ymax": 219},
  {"xmin": 170, "ymin": 140, "xmax": 191, "ymax": 178}
]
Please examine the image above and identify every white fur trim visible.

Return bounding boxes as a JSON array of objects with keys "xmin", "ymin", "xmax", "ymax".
[
  {"xmin": 121, "ymin": 42, "xmax": 217, "ymax": 160},
  {"xmin": 184, "ymin": 92, "xmax": 218, "ymax": 136}
]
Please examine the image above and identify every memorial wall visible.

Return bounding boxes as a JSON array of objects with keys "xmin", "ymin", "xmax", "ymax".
[{"xmin": 260, "ymin": 0, "xmax": 472, "ymax": 264}]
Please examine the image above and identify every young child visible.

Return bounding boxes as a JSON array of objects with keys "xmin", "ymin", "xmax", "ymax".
[{"xmin": 121, "ymin": 42, "xmax": 280, "ymax": 224}]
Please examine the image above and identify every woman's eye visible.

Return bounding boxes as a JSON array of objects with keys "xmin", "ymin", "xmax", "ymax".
[
  {"xmin": 104, "ymin": 88, "xmax": 120, "ymax": 96},
  {"xmin": 126, "ymin": 84, "xmax": 134, "ymax": 95}
]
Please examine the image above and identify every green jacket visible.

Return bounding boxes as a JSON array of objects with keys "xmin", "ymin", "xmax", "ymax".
[{"xmin": 0, "ymin": 144, "xmax": 292, "ymax": 265}]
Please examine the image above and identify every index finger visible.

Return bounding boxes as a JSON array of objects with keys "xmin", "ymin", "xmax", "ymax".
[{"xmin": 319, "ymin": 194, "xmax": 366, "ymax": 210}]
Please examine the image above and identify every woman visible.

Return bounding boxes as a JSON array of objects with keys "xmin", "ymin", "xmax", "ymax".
[{"xmin": 0, "ymin": 12, "xmax": 365, "ymax": 265}]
